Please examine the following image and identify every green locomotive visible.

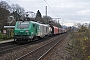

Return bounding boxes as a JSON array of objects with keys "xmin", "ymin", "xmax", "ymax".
[{"xmin": 14, "ymin": 21, "xmax": 52, "ymax": 43}]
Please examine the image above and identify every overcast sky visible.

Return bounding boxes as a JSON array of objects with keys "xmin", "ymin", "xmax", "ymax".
[{"xmin": 2, "ymin": 0, "xmax": 90, "ymax": 26}]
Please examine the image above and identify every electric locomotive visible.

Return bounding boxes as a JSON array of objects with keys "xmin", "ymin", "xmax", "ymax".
[{"xmin": 14, "ymin": 21, "xmax": 52, "ymax": 43}]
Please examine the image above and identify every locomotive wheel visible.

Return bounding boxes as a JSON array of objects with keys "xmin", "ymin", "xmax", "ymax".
[{"xmin": 33, "ymin": 36, "xmax": 39, "ymax": 41}]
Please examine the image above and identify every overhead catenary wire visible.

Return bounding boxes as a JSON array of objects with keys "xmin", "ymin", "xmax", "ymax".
[
  {"xmin": 43, "ymin": 0, "xmax": 63, "ymax": 25},
  {"xmin": 48, "ymin": 0, "xmax": 62, "ymax": 23},
  {"xmin": 49, "ymin": 0, "xmax": 60, "ymax": 17},
  {"xmin": 43, "ymin": 0, "xmax": 59, "ymax": 18}
]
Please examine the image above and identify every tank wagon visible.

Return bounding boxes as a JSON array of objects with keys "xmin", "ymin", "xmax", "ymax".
[{"xmin": 14, "ymin": 21, "xmax": 67, "ymax": 43}]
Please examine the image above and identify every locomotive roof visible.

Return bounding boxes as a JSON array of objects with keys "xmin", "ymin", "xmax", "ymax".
[
  {"xmin": 30, "ymin": 21, "xmax": 50, "ymax": 26},
  {"xmin": 16, "ymin": 21, "xmax": 50, "ymax": 27}
]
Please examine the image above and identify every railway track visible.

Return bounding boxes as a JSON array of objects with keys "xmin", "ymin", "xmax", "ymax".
[
  {"xmin": 0, "ymin": 35, "xmax": 55, "ymax": 55},
  {"xmin": 16, "ymin": 33, "xmax": 68, "ymax": 60},
  {"xmin": 0, "ymin": 40, "xmax": 44, "ymax": 55},
  {"xmin": 38, "ymin": 33, "xmax": 68, "ymax": 60},
  {"xmin": 0, "ymin": 43, "xmax": 18, "ymax": 54}
]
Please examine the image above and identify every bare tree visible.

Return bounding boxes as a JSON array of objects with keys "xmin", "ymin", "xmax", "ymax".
[
  {"xmin": 0, "ymin": 1, "xmax": 10, "ymax": 10},
  {"xmin": 43, "ymin": 16, "xmax": 52, "ymax": 24},
  {"xmin": 0, "ymin": 1, "xmax": 10, "ymax": 32},
  {"xmin": 11, "ymin": 4, "xmax": 25, "ymax": 20}
]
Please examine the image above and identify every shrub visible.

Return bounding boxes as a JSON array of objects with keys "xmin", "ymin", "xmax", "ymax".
[{"xmin": 67, "ymin": 27, "xmax": 90, "ymax": 60}]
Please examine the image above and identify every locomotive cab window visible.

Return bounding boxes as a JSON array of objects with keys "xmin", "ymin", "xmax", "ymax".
[{"xmin": 17, "ymin": 22, "xmax": 29, "ymax": 28}]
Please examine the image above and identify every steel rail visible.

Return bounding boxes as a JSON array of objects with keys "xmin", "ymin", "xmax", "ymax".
[
  {"xmin": 15, "ymin": 34, "xmax": 65, "ymax": 60},
  {"xmin": 0, "ymin": 42, "xmax": 34, "ymax": 54},
  {"xmin": 37, "ymin": 33, "xmax": 67, "ymax": 60}
]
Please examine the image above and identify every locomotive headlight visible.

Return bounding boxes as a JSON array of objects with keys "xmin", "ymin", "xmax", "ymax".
[
  {"xmin": 26, "ymin": 30, "xmax": 28, "ymax": 33},
  {"xmin": 26, "ymin": 30, "xmax": 29, "ymax": 35}
]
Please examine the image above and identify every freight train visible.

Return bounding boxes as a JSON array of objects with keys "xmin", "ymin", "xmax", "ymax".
[{"xmin": 14, "ymin": 21, "xmax": 67, "ymax": 43}]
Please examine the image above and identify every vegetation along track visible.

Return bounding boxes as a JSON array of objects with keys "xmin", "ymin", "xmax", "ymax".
[{"xmin": 16, "ymin": 33, "xmax": 68, "ymax": 60}]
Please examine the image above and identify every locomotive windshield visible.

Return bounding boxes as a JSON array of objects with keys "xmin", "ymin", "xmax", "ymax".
[{"xmin": 17, "ymin": 22, "xmax": 29, "ymax": 28}]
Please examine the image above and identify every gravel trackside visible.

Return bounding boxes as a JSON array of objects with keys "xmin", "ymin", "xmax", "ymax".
[{"xmin": 42, "ymin": 34, "xmax": 71, "ymax": 60}]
